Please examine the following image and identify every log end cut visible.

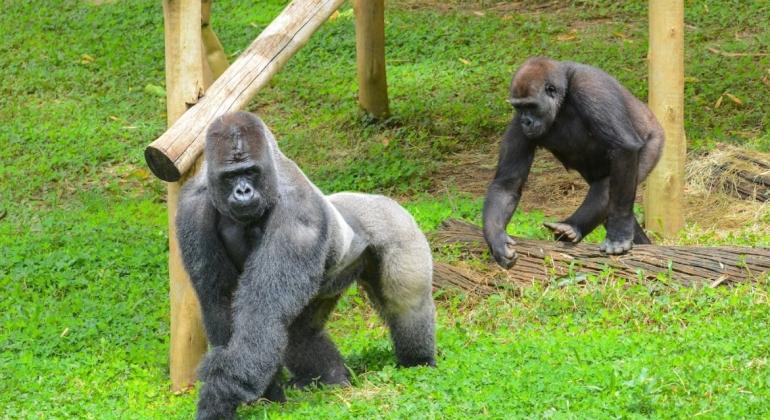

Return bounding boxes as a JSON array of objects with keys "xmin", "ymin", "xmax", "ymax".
[{"xmin": 145, "ymin": 146, "xmax": 181, "ymax": 182}]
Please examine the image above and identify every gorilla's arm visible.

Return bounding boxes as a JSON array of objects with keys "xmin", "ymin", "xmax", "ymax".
[
  {"xmin": 176, "ymin": 181, "xmax": 239, "ymax": 347},
  {"xmin": 195, "ymin": 205, "xmax": 329, "ymax": 420},
  {"xmin": 482, "ymin": 121, "xmax": 536, "ymax": 268}
]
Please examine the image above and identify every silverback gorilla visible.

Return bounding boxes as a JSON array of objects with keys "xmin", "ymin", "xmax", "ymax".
[
  {"xmin": 176, "ymin": 112, "xmax": 436, "ymax": 419},
  {"xmin": 483, "ymin": 57, "xmax": 664, "ymax": 268}
]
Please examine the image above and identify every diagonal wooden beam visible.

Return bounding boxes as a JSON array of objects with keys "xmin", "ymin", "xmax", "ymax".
[{"xmin": 146, "ymin": 0, "xmax": 346, "ymax": 182}]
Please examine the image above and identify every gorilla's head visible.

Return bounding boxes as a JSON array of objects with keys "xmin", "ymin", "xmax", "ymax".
[
  {"xmin": 508, "ymin": 57, "xmax": 568, "ymax": 139},
  {"xmin": 205, "ymin": 112, "xmax": 278, "ymax": 224}
]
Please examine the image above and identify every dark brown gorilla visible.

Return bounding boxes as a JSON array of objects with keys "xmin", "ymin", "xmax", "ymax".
[{"xmin": 483, "ymin": 57, "xmax": 664, "ymax": 268}]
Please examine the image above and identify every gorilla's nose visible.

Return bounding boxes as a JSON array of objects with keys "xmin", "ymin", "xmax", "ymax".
[
  {"xmin": 521, "ymin": 116, "xmax": 533, "ymax": 127},
  {"xmin": 233, "ymin": 181, "xmax": 254, "ymax": 202}
]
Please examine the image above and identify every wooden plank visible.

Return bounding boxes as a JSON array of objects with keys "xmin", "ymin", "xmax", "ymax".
[
  {"xmin": 163, "ymin": 0, "xmax": 207, "ymax": 393},
  {"xmin": 644, "ymin": 0, "xmax": 686, "ymax": 238},
  {"xmin": 354, "ymin": 0, "xmax": 389, "ymax": 118},
  {"xmin": 145, "ymin": 0, "xmax": 346, "ymax": 182}
]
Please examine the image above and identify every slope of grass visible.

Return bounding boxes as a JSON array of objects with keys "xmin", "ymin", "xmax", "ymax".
[{"xmin": 1, "ymin": 0, "xmax": 768, "ymax": 418}]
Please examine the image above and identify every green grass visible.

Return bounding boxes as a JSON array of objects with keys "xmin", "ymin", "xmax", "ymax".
[{"xmin": 1, "ymin": 0, "xmax": 769, "ymax": 418}]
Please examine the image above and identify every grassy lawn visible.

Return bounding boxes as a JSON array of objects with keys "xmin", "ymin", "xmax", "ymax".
[{"xmin": 1, "ymin": 0, "xmax": 769, "ymax": 418}]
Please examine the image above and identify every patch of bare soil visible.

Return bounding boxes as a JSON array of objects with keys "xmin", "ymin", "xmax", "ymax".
[
  {"xmin": 433, "ymin": 147, "xmax": 588, "ymax": 220},
  {"xmin": 391, "ymin": 0, "xmax": 572, "ymax": 15}
]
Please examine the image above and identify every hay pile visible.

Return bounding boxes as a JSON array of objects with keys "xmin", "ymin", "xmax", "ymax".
[{"xmin": 687, "ymin": 144, "xmax": 770, "ymax": 202}]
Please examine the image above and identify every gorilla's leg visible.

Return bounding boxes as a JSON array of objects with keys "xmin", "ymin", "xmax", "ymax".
[
  {"xmin": 628, "ymin": 132, "xmax": 662, "ymax": 246},
  {"xmin": 383, "ymin": 295, "xmax": 436, "ymax": 368},
  {"xmin": 285, "ymin": 296, "xmax": 350, "ymax": 388},
  {"xmin": 544, "ymin": 178, "xmax": 609, "ymax": 243},
  {"xmin": 258, "ymin": 372, "xmax": 286, "ymax": 403},
  {"xmin": 632, "ymin": 219, "xmax": 651, "ymax": 244},
  {"xmin": 360, "ymin": 249, "xmax": 436, "ymax": 368}
]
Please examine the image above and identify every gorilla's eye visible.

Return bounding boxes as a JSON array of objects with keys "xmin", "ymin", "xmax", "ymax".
[
  {"xmin": 545, "ymin": 84, "xmax": 558, "ymax": 96},
  {"xmin": 243, "ymin": 166, "xmax": 261, "ymax": 177}
]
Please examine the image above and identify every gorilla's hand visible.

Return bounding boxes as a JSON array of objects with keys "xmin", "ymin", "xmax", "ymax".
[
  {"xmin": 196, "ymin": 348, "xmax": 239, "ymax": 420},
  {"xmin": 489, "ymin": 233, "xmax": 517, "ymax": 269}
]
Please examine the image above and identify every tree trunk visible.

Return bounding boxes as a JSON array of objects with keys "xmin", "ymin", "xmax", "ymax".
[{"xmin": 431, "ymin": 220, "xmax": 770, "ymax": 294}]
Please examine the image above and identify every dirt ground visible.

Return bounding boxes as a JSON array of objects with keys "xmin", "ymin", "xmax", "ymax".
[{"xmin": 433, "ymin": 145, "xmax": 770, "ymax": 237}]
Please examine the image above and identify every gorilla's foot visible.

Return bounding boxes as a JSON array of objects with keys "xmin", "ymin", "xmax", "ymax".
[
  {"xmin": 599, "ymin": 238, "xmax": 632, "ymax": 255},
  {"xmin": 289, "ymin": 367, "xmax": 351, "ymax": 389},
  {"xmin": 397, "ymin": 355, "xmax": 436, "ymax": 368},
  {"xmin": 289, "ymin": 377, "xmax": 351, "ymax": 390},
  {"xmin": 544, "ymin": 222, "xmax": 582, "ymax": 243},
  {"xmin": 250, "ymin": 379, "xmax": 286, "ymax": 404}
]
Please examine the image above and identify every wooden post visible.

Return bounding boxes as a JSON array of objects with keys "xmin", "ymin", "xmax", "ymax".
[
  {"xmin": 354, "ymin": 0, "xmax": 389, "ymax": 118},
  {"xmin": 163, "ymin": 0, "xmax": 207, "ymax": 393},
  {"xmin": 644, "ymin": 0, "xmax": 686, "ymax": 237},
  {"xmin": 145, "ymin": 0, "xmax": 346, "ymax": 182},
  {"xmin": 201, "ymin": 0, "xmax": 229, "ymax": 82}
]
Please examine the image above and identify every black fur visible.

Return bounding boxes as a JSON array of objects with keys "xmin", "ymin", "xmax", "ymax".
[
  {"xmin": 483, "ymin": 57, "xmax": 664, "ymax": 268},
  {"xmin": 176, "ymin": 112, "xmax": 436, "ymax": 419}
]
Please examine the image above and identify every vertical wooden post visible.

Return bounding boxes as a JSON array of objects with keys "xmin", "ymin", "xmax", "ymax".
[
  {"xmin": 201, "ymin": 0, "xmax": 229, "ymax": 83},
  {"xmin": 164, "ymin": 0, "xmax": 207, "ymax": 393},
  {"xmin": 644, "ymin": 0, "xmax": 686, "ymax": 238},
  {"xmin": 354, "ymin": 0, "xmax": 389, "ymax": 118}
]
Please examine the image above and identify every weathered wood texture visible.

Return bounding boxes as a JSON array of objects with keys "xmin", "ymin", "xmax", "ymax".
[
  {"xmin": 354, "ymin": 0, "xmax": 389, "ymax": 118},
  {"xmin": 644, "ymin": 0, "xmax": 686, "ymax": 238},
  {"xmin": 431, "ymin": 220, "xmax": 770, "ymax": 294},
  {"xmin": 163, "ymin": 0, "xmax": 208, "ymax": 393},
  {"xmin": 146, "ymin": 0, "xmax": 346, "ymax": 182}
]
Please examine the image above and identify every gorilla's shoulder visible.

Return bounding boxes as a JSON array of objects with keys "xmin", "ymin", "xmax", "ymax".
[
  {"xmin": 179, "ymin": 174, "xmax": 208, "ymax": 199},
  {"xmin": 177, "ymin": 175, "xmax": 213, "ymax": 222}
]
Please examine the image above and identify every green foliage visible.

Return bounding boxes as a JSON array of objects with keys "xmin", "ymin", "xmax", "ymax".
[
  {"xmin": 246, "ymin": 283, "xmax": 770, "ymax": 418},
  {"xmin": 1, "ymin": 0, "xmax": 769, "ymax": 418},
  {"xmin": 404, "ymin": 194, "xmax": 483, "ymax": 232},
  {"xmin": 315, "ymin": 140, "xmax": 431, "ymax": 194}
]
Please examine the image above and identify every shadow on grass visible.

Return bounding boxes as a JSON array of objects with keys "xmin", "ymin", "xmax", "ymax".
[{"xmin": 345, "ymin": 344, "xmax": 395, "ymax": 374}]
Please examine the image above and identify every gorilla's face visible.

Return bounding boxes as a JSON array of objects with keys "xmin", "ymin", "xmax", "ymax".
[
  {"xmin": 508, "ymin": 57, "xmax": 567, "ymax": 139},
  {"xmin": 211, "ymin": 161, "xmax": 270, "ymax": 223},
  {"xmin": 205, "ymin": 113, "xmax": 278, "ymax": 224}
]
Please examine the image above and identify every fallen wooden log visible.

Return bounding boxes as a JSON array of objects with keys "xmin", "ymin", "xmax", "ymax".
[
  {"xmin": 432, "ymin": 263, "xmax": 497, "ymax": 296},
  {"xmin": 145, "ymin": 0, "xmax": 346, "ymax": 182},
  {"xmin": 431, "ymin": 219, "xmax": 770, "ymax": 294}
]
